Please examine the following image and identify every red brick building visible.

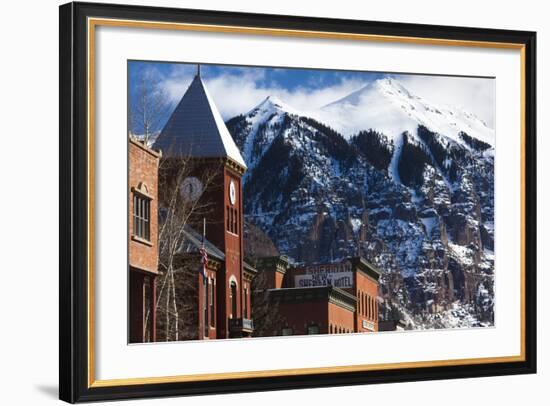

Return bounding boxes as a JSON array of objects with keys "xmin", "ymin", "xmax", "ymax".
[
  {"xmin": 256, "ymin": 256, "xmax": 381, "ymax": 336},
  {"xmin": 128, "ymin": 137, "xmax": 160, "ymax": 343},
  {"xmin": 153, "ymin": 68, "xmax": 254, "ymax": 340},
  {"xmin": 129, "ymin": 66, "xmax": 382, "ymax": 342}
]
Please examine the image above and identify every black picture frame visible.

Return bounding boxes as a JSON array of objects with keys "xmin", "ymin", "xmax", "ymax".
[{"xmin": 59, "ymin": 1, "xmax": 537, "ymax": 403}]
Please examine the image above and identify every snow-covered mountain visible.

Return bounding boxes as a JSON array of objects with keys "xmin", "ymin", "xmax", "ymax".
[
  {"xmin": 226, "ymin": 78, "xmax": 495, "ymax": 329},
  {"xmin": 317, "ymin": 77, "xmax": 494, "ymax": 147}
]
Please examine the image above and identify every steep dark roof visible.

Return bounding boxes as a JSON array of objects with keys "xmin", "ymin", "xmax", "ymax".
[
  {"xmin": 177, "ymin": 225, "xmax": 225, "ymax": 261},
  {"xmin": 153, "ymin": 74, "xmax": 247, "ymax": 168},
  {"xmin": 178, "ymin": 227, "xmax": 257, "ymax": 274}
]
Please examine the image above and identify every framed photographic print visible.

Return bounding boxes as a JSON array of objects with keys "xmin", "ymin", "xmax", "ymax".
[{"xmin": 59, "ymin": 1, "xmax": 537, "ymax": 403}]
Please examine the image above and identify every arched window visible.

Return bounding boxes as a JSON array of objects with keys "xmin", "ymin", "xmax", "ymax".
[
  {"xmin": 307, "ymin": 324, "xmax": 319, "ymax": 335},
  {"xmin": 282, "ymin": 327, "xmax": 293, "ymax": 336},
  {"xmin": 230, "ymin": 281, "xmax": 237, "ymax": 319},
  {"xmin": 132, "ymin": 191, "xmax": 151, "ymax": 241}
]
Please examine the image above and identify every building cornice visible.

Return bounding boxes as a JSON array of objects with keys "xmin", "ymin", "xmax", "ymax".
[
  {"xmin": 129, "ymin": 137, "xmax": 162, "ymax": 159},
  {"xmin": 267, "ymin": 286, "xmax": 356, "ymax": 312},
  {"xmin": 224, "ymin": 157, "xmax": 247, "ymax": 176},
  {"xmin": 243, "ymin": 262, "xmax": 258, "ymax": 281},
  {"xmin": 348, "ymin": 256, "xmax": 382, "ymax": 282},
  {"xmin": 176, "ymin": 252, "xmax": 223, "ymax": 272},
  {"xmin": 256, "ymin": 256, "xmax": 290, "ymax": 275}
]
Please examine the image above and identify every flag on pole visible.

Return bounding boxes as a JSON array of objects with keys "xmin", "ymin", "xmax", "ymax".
[{"xmin": 199, "ymin": 218, "xmax": 208, "ymax": 284}]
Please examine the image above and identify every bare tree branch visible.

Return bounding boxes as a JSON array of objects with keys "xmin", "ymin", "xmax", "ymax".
[{"xmin": 130, "ymin": 70, "xmax": 171, "ymax": 145}]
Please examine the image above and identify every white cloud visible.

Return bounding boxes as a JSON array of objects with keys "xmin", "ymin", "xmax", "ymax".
[
  {"xmin": 151, "ymin": 64, "xmax": 495, "ymax": 129},
  {"xmin": 157, "ymin": 67, "xmax": 365, "ymax": 120},
  {"xmin": 157, "ymin": 64, "xmax": 195, "ymax": 105}
]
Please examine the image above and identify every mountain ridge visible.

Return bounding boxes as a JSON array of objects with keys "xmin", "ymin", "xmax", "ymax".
[
  {"xmin": 316, "ymin": 77, "xmax": 494, "ymax": 148},
  {"xmin": 225, "ymin": 77, "xmax": 495, "ymax": 329}
]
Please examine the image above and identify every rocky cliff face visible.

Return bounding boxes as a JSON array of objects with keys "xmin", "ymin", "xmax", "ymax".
[{"xmin": 226, "ymin": 79, "xmax": 495, "ymax": 329}]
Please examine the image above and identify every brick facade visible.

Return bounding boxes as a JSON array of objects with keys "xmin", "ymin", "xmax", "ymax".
[
  {"xmin": 128, "ymin": 138, "xmax": 160, "ymax": 343},
  {"xmin": 156, "ymin": 157, "xmax": 253, "ymax": 340},
  {"xmin": 129, "ymin": 138, "xmax": 160, "ymax": 275},
  {"xmin": 258, "ymin": 257, "xmax": 381, "ymax": 336}
]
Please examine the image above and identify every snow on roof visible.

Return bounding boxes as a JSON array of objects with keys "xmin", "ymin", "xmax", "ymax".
[{"xmin": 154, "ymin": 74, "xmax": 247, "ymax": 169}]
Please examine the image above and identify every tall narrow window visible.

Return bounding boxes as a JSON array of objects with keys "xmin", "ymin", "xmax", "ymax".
[
  {"xmin": 204, "ymin": 280, "xmax": 208, "ymax": 337},
  {"xmin": 133, "ymin": 193, "xmax": 151, "ymax": 241},
  {"xmin": 226, "ymin": 206, "xmax": 230, "ymax": 231},
  {"xmin": 143, "ymin": 276, "xmax": 151, "ymax": 342},
  {"xmin": 226, "ymin": 207, "xmax": 239, "ymax": 235},
  {"xmin": 368, "ymin": 295, "xmax": 371, "ymax": 319},
  {"xmin": 370, "ymin": 297, "xmax": 373, "ymax": 320},
  {"xmin": 243, "ymin": 287, "xmax": 248, "ymax": 319},
  {"xmin": 209, "ymin": 280, "xmax": 215, "ymax": 327},
  {"xmin": 230, "ymin": 281, "xmax": 237, "ymax": 319}
]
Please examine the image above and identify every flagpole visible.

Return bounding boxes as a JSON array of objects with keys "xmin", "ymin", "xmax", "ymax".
[
  {"xmin": 201, "ymin": 218, "xmax": 206, "ymax": 285},
  {"xmin": 201, "ymin": 217, "xmax": 207, "ymax": 337}
]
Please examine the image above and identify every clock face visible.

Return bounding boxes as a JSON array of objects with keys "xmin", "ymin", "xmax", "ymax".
[
  {"xmin": 229, "ymin": 180, "xmax": 236, "ymax": 205},
  {"xmin": 180, "ymin": 177, "xmax": 203, "ymax": 202}
]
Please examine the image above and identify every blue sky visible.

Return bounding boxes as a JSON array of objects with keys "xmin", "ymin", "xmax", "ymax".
[
  {"xmin": 129, "ymin": 61, "xmax": 385, "ymax": 97},
  {"xmin": 128, "ymin": 60, "xmax": 495, "ymax": 135}
]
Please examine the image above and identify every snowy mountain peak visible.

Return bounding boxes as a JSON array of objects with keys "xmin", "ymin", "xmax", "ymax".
[
  {"xmin": 227, "ymin": 96, "xmax": 310, "ymax": 179},
  {"xmin": 247, "ymin": 94, "xmax": 302, "ymax": 118},
  {"xmin": 324, "ymin": 78, "xmax": 414, "ymax": 110},
  {"xmin": 262, "ymin": 94, "xmax": 285, "ymax": 107},
  {"xmin": 317, "ymin": 77, "xmax": 494, "ymax": 148},
  {"xmin": 224, "ymin": 76, "xmax": 495, "ymax": 328},
  {"xmin": 375, "ymin": 77, "xmax": 416, "ymax": 100}
]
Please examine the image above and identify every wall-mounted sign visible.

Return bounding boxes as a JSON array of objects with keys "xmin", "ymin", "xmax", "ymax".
[
  {"xmin": 362, "ymin": 319, "xmax": 375, "ymax": 331},
  {"xmin": 294, "ymin": 262, "xmax": 353, "ymax": 288}
]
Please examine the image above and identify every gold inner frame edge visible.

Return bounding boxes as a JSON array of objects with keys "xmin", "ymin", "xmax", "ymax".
[{"xmin": 86, "ymin": 17, "xmax": 527, "ymax": 388}]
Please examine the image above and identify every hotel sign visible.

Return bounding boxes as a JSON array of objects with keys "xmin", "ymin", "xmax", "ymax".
[
  {"xmin": 295, "ymin": 262, "xmax": 353, "ymax": 288},
  {"xmin": 362, "ymin": 319, "xmax": 375, "ymax": 331}
]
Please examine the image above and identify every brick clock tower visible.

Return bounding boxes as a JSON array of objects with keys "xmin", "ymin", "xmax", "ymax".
[
  {"xmin": 213, "ymin": 162, "xmax": 245, "ymax": 338},
  {"xmin": 154, "ymin": 66, "xmax": 251, "ymax": 339}
]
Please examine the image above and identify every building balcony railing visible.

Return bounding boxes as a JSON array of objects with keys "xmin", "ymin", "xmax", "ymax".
[{"xmin": 229, "ymin": 317, "xmax": 254, "ymax": 335}]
